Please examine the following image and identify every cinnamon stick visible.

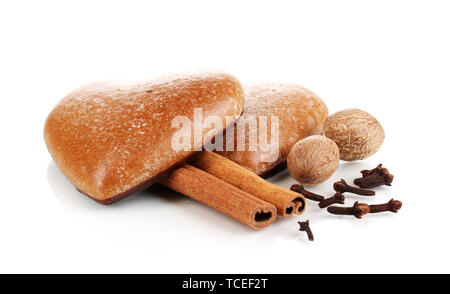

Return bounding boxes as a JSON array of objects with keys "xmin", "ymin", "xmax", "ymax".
[
  {"xmin": 160, "ymin": 164, "xmax": 276, "ymax": 230},
  {"xmin": 191, "ymin": 151, "xmax": 306, "ymax": 217}
]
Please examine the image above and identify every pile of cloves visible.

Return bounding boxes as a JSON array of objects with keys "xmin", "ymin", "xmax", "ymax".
[{"xmin": 293, "ymin": 164, "xmax": 402, "ymax": 241}]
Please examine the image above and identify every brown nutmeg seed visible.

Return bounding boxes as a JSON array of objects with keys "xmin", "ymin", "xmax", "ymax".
[
  {"xmin": 287, "ymin": 135, "xmax": 340, "ymax": 185},
  {"xmin": 323, "ymin": 108, "xmax": 385, "ymax": 161}
]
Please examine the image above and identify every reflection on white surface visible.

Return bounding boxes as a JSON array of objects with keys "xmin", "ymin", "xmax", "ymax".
[
  {"xmin": 46, "ymin": 157, "xmax": 398, "ymax": 250},
  {"xmin": 46, "ymin": 161, "xmax": 280, "ymax": 251}
]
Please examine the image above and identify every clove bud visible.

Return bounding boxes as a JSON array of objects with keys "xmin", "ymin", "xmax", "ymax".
[
  {"xmin": 354, "ymin": 164, "xmax": 393, "ymax": 189},
  {"xmin": 369, "ymin": 198, "xmax": 402, "ymax": 213},
  {"xmin": 298, "ymin": 220, "xmax": 314, "ymax": 241},
  {"xmin": 290, "ymin": 184, "xmax": 325, "ymax": 202},
  {"xmin": 334, "ymin": 179, "xmax": 375, "ymax": 196},
  {"xmin": 327, "ymin": 201, "xmax": 370, "ymax": 219},
  {"xmin": 318, "ymin": 192, "xmax": 345, "ymax": 208}
]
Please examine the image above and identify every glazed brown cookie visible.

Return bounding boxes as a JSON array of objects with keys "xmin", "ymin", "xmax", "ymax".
[{"xmin": 44, "ymin": 71, "xmax": 244, "ymax": 204}]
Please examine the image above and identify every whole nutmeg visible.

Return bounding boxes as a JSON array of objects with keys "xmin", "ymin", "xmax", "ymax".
[
  {"xmin": 287, "ymin": 135, "xmax": 340, "ymax": 185},
  {"xmin": 323, "ymin": 108, "xmax": 384, "ymax": 161}
]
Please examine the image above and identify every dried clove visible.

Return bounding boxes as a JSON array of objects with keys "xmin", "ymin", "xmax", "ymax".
[
  {"xmin": 333, "ymin": 179, "xmax": 375, "ymax": 196},
  {"xmin": 318, "ymin": 192, "xmax": 346, "ymax": 208},
  {"xmin": 290, "ymin": 184, "xmax": 325, "ymax": 202},
  {"xmin": 327, "ymin": 201, "xmax": 370, "ymax": 219},
  {"xmin": 354, "ymin": 164, "xmax": 393, "ymax": 189},
  {"xmin": 298, "ymin": 220, "xmax": 314, "ymax": 241},
  {"xmin": 369, "ymin": 198, "xmax": 402, "ymax": 213},
  {"xmin": 361, "ymin": 164, "xmax": 384, "ymax": 177}
]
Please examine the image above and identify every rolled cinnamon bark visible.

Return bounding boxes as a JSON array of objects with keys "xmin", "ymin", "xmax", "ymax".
[
  {"xmin": 192, "ymin": 151, "xmax": 305, "ymax": 217},
  {"xmin": 160, "ymin": 164, "xmax": 276, "ymax": 230}
]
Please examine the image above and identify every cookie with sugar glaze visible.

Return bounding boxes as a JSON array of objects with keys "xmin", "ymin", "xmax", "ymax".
[
  {"xmin": 217, "ymin": 83, "xmax": 328, "ymax": 177},
  {"xmin": 44, "ymin": 71, "xmax": 244, "ymax": 204}
]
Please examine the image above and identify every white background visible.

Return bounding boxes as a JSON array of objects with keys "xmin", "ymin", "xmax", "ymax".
[{"xmin": 1, "ymin": 0, "xmax": 449, "ymax": 273}]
